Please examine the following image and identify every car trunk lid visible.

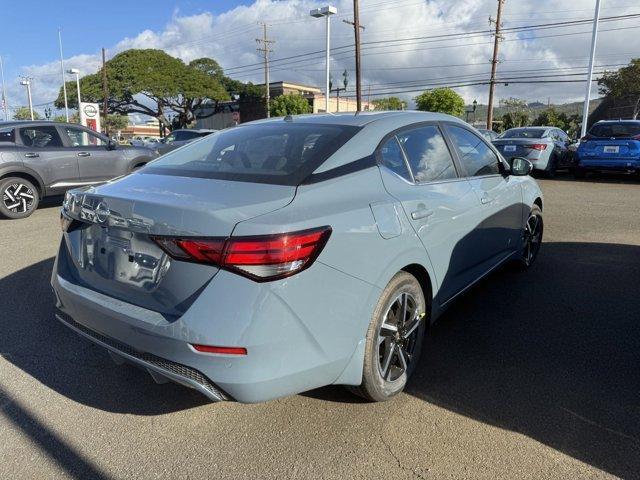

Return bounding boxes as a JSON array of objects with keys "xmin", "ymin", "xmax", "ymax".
[{"xmin": 59, "ymin": 173, "xmax": 296, "ymax": 316}]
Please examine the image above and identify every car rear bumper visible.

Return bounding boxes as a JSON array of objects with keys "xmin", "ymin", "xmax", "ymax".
[
  {"xmin": 578, "ymin": 157, "xmax": 640, "ymax": 171},
  {"xmin": 51, "ymin": 254, "xmax": 374, "ymax": 403}
]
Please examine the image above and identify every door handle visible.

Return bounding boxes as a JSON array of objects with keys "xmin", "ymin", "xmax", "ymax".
[
  {"xmin": 77, "ymin": 152, "xmax": 91, "ymax": 157},
  {"xmin": 24, "ymin": 152, "xmax": 39, "ymax": 158},
  {"xmin": 411, "ymin": 209, "xmax": 434, "ymax": 220}
]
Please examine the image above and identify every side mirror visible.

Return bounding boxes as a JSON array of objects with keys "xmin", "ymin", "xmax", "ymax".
[
  {"xmin": 511, "ymin": 157, "xmax": 533, "ymax": 176},
  {"xmin": 107, "ymin": 139, "xmax": 117, "ymax": 150}
]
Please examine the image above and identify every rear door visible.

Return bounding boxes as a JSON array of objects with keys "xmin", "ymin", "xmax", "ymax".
[
  {"xmin": 443, "ymin": 123, "xmax": 522, "ymax": 270},
  {"xmin": 377, "ymin": 123, "xmax": 486, "ymax": 303},
  {"xmin": 59, "ymin": 125, "xmax": 122, "ymax": 182},
  {"xmin": 16, "ymin": 124, "xmax": 79, "ymax": 188}
]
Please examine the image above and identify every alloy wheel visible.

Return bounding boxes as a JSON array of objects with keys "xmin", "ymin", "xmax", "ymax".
[
  {"xmin": 2, "ymin": 182, "xmax": 36, "ymax": 214},
  {"xmin": 523, "ymin": 213, "xmax": 543, "ymax": 266},
  {"xmin": 377, "ymin": 292, "xmax": 422, "ymax": 382}
]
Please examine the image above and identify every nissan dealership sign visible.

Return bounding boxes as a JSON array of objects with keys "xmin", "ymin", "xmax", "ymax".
[{"xmin": 80, "ymin": 102, "xmax": 101, "ymax": 133}]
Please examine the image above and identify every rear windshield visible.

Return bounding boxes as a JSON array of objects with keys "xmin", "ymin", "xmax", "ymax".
[
  {"xmin": 589, "ymin": 123, "xmax": 640, "ymax": 138},
  {"xmin": 144, "ymin": 123, "xmax": 361, "ymax": 185},
  {"xmin": 500, "ymin": 128, "xmax": 546, "ymax": 139}
]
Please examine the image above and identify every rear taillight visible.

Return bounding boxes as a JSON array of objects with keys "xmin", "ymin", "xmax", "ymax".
[
  {"xmin": 152, "ymin": 226, "xmax": 332, "ymax": 282},
  {"xmin": 190, "ymin": 344, "xmax": 247, "ymax": 355},
  {"xmin": 526, "ymin": 144, "xmax": 547, "ymax": 151}
]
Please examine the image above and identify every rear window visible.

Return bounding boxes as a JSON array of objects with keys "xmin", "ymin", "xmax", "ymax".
[
  {"xmin": 0, "ymin": 127, "xmax": 14, "ymax": 143},
  {"xmin": 500, "ymin": 129, "xmax": 546, "ymax": 139},
  {"xmin": 589, "ymin": 122, "xmax": 640, "ymax": 138},
  {"xmin": 144, "ymin": 123, "xmax": 361, "ymax": 185}
]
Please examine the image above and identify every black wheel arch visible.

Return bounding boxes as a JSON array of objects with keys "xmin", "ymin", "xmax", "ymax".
[
  {"xmin": 128, "ymin": 156, "xmax": 152, "ymax": 172},
  {"xmin": 0, "ymin": 166, "xmax": 45, "ymax": 197}
]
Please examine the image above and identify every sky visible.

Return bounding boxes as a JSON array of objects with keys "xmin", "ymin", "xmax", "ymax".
[{"xmin": 1, "ymin": 0, "xmax": 639, "ymax": 120}]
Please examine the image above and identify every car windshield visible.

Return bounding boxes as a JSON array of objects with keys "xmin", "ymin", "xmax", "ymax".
[
  {"xmin": 500, "ymin": 128, "xmax": 547, "ymax": 139},
  {"xmin": 144, "ymin": 123, "xmax": 361, "ymax": 186},
  {"xmin": 589, "ymin": 123, "xmax": 640, "ymax": 138}
]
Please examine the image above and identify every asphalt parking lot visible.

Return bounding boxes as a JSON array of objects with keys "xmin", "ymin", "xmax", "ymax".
[{"xmin": 1, "ymin": 176, "xmax": 640, "ymax": 479}]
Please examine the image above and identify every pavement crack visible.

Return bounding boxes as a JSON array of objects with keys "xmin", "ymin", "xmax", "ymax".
[{"xmin": 379, "ymin": 433, "xmax": 428, "ymax": 479}]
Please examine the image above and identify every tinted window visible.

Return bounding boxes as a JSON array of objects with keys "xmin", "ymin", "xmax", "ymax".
[
  {"xmin": 169, "ymin": 130, "xmax": 200, "ymax": 142},
  {"xmin": 500, "ymin": 128, "xmax": 546, "ymax": 139},
  {"xmin": 447, "ymin": 125, "xmax": 500, "ymax": 176},
  {"xmin": 379, "ymin": 136, "xmax": 411, "ymax": 181},
  {"xmin": 63, "ymin": 126, "xmax": 106, "ymax": 146},
  {"xmin": 0, "ymin": 127, "xmax": 15, "ymax": 143},
  {"xmin": 397, "ymin": 126, "xmax": 457, "ymax": 183},
  {"xmin": 589, "ymin": 122, "xmax": 640, "ymax": 138},
  {"xmin": 19, "ymin": 126, "xmax": 63, "ymax": 148},
  {"xmin": 144, "ymin": 123, "xmax": 360, "ymax": 186}
]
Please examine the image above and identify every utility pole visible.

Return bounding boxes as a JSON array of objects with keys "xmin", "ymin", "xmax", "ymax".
[
  {"xmin": 256, "ymin": 22, "xmax": 274, "ymax": 118},
  {"xmin": 58, "ymin": 28, "xmax": 69, "ymax": 122},
  {"xmin": 0, "ymin": 55, "xmax": 8, "ymax": 121},
  {"xmin": 343, "ymin": 0, "xmax": 364, "ymax": 111},
  {"xmin": 486, "ymin": 0, "xmax": 505, "ymax": 130},
  {"xmin": 101, "ymin": 48, "xmax": 109, "ymax": 134},
  {"xmin": 20, "ymin": 77, "xmax": 33, "ymax": 120},
  {"xmin": 581, "ymin": 0, "xmax": 601, "ymax": 138}
]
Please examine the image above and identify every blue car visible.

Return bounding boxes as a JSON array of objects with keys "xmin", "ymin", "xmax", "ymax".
[
  {"xmin": 575, "ymin": 120, "xmax": 640, "ymax": 177},
  {"xmin": 52, "ymin": 112, "xmax": 543, "ymax": 403}
]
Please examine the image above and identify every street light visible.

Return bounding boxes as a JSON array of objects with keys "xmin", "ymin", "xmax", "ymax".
[
  {"xmin": 310, "ymin": 5, "xmax": 337, "ymax": 113},
  {"xmin": 67, "ymin": 68, "xmax": 81, "ymax": 114},
  {"xmin": 465, "ymin": 99, "xmax": 478, "ymax": 124},
  {"xmin": 19, "ymin": 78, "xmax": 33, "ymax": 120}
]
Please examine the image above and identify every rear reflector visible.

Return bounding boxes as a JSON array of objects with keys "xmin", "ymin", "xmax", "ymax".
[
  {"xmin": 526, "ymin": 143, "xmax": 547, "ymax": 151},
  {"xmin": 152, "ymin": 226, "xmax": 332, "ymax": 282},
  {"xmin": 191, "ymin": 344, "xmax": 247, "ymax": 355}
]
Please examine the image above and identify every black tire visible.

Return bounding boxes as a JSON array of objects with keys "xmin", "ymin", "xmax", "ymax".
[
  {"xmin": 349, "ymin": 271, "xmax": 427, "ymax": 402},
  {"xmin": 545, "ymin": 155, "xmax": 558, "ymax": 178},
  {"xmin": 0, "ymin": 177, "xmax": 40, "ymax": 219},
  {"xmin": 516, "ymin": 205, "xmax": 543, "ymax": 269}
]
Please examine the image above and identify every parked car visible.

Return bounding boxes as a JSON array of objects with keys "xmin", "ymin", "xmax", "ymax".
[
  {"xmin": 0, "ymin": 121, "xmax": 158, "ymax": 219},
  {"xmin": 156, "ymin": 128, "xmax": 216, "ymax": 154},
  {"xmin": 493, "ymin": 126, "xmax": 573, "ymax": 177},
  {"xmin": 52, "ymin": 112, "xmax": 543, "ymax": 404},
  {"xmin": 477, "ymin": 128, "xmax": 499, "ymax": 142},
  {"xmin": 574, "ymin": 120, "xmax": 640, "ymax": 177}
]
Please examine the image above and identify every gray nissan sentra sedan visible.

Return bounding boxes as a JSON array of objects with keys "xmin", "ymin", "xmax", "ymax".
[{"xmin": 52, "ymin": 111, "xmax": 543, "ymax": 403}]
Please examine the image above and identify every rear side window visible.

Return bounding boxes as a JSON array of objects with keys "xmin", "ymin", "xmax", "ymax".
[
  {"xmin": 396, "ymin": 126, "xmax": 457, "ymax": 183},
  {"xmin": 63, "ymin": 126, "xmax": 107, "ymax": 146},
  {"xmin": 0, "ymin": 127, "xmax": 14, "ymax": 143},
  {"xmin": 144, "ymin": 123, "xmax": 361, "ymax": 186},
  {"xmin": 589, "ymin": 123, "xmax": 640, "ymax": 138},
  {"xmin": 446, "ymin": 125, "xmax": 500, "ymax": 177},
  {"xmin": 19, "ymin": 126, "xmax": 63, "ymax": 148},
  {"xmin": 379, "ymin": 136, "xmax": 412, "ymax": 181}
]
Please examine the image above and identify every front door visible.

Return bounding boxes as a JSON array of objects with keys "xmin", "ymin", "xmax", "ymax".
[
  {"xmin": 443, "ymin": 124, "xmax": 523, "ymax": 270},
  {"xmin": 378, "ymin": 124, "xmax": 487, "ymax": 304},
  {"xmin": 59, "ymin": 125, "xmax": 116, "ymax": 182},
  {"xmin": 16, "ymin": 125, "xmax": 79, "ymax": 188}
]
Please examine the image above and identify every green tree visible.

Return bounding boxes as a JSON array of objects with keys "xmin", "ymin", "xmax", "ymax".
[
  {"xmin": 269, "ymin": 93, "xmax": 311, "ymax": 117},
  {"xmin": 13, "ymin": 107, "xmax": 40, "ymax": 120},
  {"xmin": 501, "ymin": 111, "xmax": 530, "ymax": 130},
  {"xmin": 103, "ymin": 114, "xmax": 129, "ymax": 132},
  {"xmin": 53, "ymin": 113, "xmax": 80, "ymax": 123},
  {"xmin": 414, "ymin": 88, "xmax": 465, "ymax": 117},
  {"xmin": 532, "ymin": 107, "xmax": 566, "ymax": 130},
  {"xmin": 55, "ymin": 49, "xmax": 229, "ymax": 130},
  {"xmin": 372, "ymin": 97, "xmax": 407, "ymax": 111},
  {"xmin": 598, "ymin": 58, "xmax": 640, "ymax": 119}
]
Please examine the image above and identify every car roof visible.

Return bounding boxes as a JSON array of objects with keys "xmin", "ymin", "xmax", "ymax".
[
  {"xmin": 245, "ymin": 110, "xmax": 464, "ymax": 128},
  {"xmin": 0, "ymin": 120, "xmax": 84, "ymax": 128},
  {"xmin": 595, "ymin": 119, "xmax": 640, "ymax": 124}
]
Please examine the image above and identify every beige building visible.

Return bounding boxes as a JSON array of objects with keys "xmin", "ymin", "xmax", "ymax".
[{"xmin": 266, "ymin": 81, "xmax": 373, "ymax": 113}]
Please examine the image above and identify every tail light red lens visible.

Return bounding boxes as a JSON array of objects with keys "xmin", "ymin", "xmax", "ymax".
[
  {"xmin": 526, "ymin": 143, "xmax": 547, "ymax": 151},
  {"xmin": 191, "ymin": 344, "xmax": 247, "ymax": 355},
  {"xmin": 152, "ymin": 226, "xmax": 332, "ymax": 282}
]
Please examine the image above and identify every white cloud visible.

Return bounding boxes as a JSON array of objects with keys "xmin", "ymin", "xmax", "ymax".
[{"xmin": 5, "ymin": 0, "xmax": 640, "ymax": 119}]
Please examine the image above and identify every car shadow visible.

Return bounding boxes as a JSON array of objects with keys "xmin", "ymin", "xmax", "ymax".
[
  {"xmin": 0, "ymin": 257, "xmax": 207, "ymax": 414},
  {"xmin": 2, "ymin": 243, "xmax": 640, "ymax": 477}
]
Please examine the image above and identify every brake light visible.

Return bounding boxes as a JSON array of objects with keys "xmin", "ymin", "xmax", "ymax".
[
  {"xmin": 526, "ymin": 144, "xmax": 547, "ymax": 151},
  {"xmin": 152, "ymin": 226, "xmax": 332, "ymax": 281}
]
